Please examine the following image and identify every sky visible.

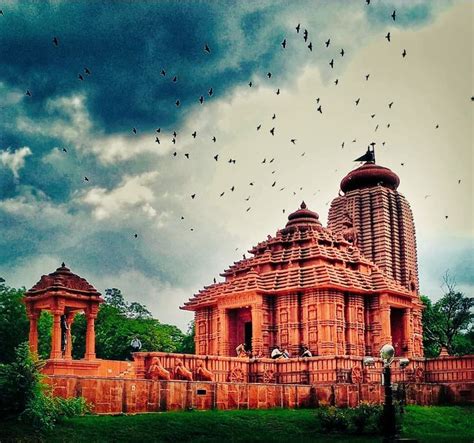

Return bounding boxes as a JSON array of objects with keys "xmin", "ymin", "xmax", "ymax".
[{"xmin": 0, "ymin": 0, "xmax": 472, "ymax": 330}]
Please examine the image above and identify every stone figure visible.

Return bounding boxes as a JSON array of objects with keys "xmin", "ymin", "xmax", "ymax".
[
  {"xmin": 60, "ymin": 314, "xmax": 69, "ymax": 356},
  {"xmin": 175, "ymin": 358, "xmax": 193, "ymax": 381},
  {"xmin": 195, "ymin": 359, "xmax": 214, "ymax": 381},
  {"xmin": 147, "ymin": 357, "xmax": 171, "ymax": 380},
  {"xmin": 341, "ymin": 211, "xmax": 358, "ymax": 247}
]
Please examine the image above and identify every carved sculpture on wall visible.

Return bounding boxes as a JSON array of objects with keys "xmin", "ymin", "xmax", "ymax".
[
  {"xmin": 229, "ymin": 366, "xmax": 245, "ymax": 383},
  {"xmin": 195, "ymin": 359, "xmax": 214, "ymax": 381},
  {"xmin": 341, "ymin": 211, "xmax": 358, "ymax": 247},
  {"xmin": 414, "ymin": 366, "xmax": 424, "ymax": 383},
  {"xmin": 174, "ymin": 358, "xmax": 193, "ymax": 381},
  {"xmin": 262, "ymin": 369, "xmax": 275, "ymax": 384},
  {"xmin": 351, "ymin": 366, "xmax": 362, "ymax": 384},
  {"xmin": 147, "ymin": 357, "xmax": 171, "ymax": 380}
]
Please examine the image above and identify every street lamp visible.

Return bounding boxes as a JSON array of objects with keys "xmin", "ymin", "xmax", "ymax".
[{"xmin": 380, "ymin": 344, "xmax": 396, "ymax": 440}]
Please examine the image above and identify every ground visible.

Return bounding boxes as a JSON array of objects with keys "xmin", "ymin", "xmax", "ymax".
[{"xmin": 0, "ymin": 406, "xmax": 473, "ymax": 442}]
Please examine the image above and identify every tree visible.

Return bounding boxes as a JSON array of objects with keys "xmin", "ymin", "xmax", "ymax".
[{"xmin": 421, "ymin": 272, "xmax": 473, "ymax": 356}]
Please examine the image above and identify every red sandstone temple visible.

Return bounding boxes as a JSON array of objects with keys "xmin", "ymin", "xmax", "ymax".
[
  {"xmin": 23, "ymin": 157, "xmax": 474, "ymax": 412},
  {"xmin": 183, "ymin": 159, "xmax": 424, "ymax": 360}
]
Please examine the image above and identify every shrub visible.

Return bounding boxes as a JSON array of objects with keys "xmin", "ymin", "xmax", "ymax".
[
  {"xmin": 316, "ymin": 406, "xmax": 349, "ymax": 433},
  {"xmin": 349, "ymin": 402, "xmax": 383, "ymax": 434}
]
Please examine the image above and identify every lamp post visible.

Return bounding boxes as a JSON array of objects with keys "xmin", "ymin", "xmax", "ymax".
[{"xmin": 380, "ymin": 344, "xmax": 396, "ymax": 440}]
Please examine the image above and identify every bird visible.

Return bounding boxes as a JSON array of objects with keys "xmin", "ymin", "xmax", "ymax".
[
  {"xmin": 385, "ymin": 32, "xmax": 391, "ymax": 42},
  {"xmin": 246, "ymin": 207, "xmax": 251, "ymax": 212},
  {"xmin": 375, "ymin": 124, "xmax": 379, "ymax": 132},
  {"xmin": 366, "ymin": 74, "xmax": 370, "ymax": 81},
  {"xmin": 303, "ymin": 29, "xmax": 308, "ymax": 42},
  {"xmin": 366, "ymin": 0, "xmax": 370, "ymax": 4},
  {"xmin": 191, "ymin": 194, "xmax": 196, "ymax": 199},
  {"xmin": 458, "ymin": 179, "xmax": 462, "ymax": 184},
  {"xmin": 317, "ymin": 105, "xmax": 322, "ymax": 114},
  {"xmin": 156, "ymin": 128, "xmax": 161, "ymax": 133},
  {"xmin": 25, "ymin": 90, "xmax": 32, "ymax": 97},
  {"xmin": 445, "ymin": 215, "xmax": 448, "ymax": 220},
  {"xmin": 391, "ymin": 10, "xmax": 396, "ymax": 21},
  {"xmin": 190, "ymin": 228, "xmax": 194, "ymax": 231},
  {"xmin": 291, "ymin": 139, "xmax": 296, "ymax": 144},
  {"xmin": 228, "ymin": 159, "xmax": 236, "ymax": 164},
  {"xmin": 220, "ymin": 192, "xmax": 225, "ymax": 197},
  {"xmin": 208, "ymin": 87, "xmax": 213, "ymax": 96},
  {"xmin": 296, "ymin": 23, "xmax": 300, "ymax": 33},
  {"xmin": 401, "ymin": 163, "xmax": 405, "ymax": 166},
  {"xmin": 325, "ymin": 39, "xmax": 330, "ymax": 47},
  {"xmin": 185, "ymin": 153, "xmax": 189, "ymax": 159},
  {"xmin": 155, "ymin": 137, "xmax": 160, "ymax": 144},
  {"xmin": 402, "ymin": 49, "xmax": 407, "ymax": 58},
  {"xmin": 173, "ymin": 131, "xmax": 177, "ymax": 137},
  {"xmin": 132, "ymin": 128, "xmax": 137, "ymax": 134},
  {"xmin": 269, "ymin": 158, "xmax": 274, "ymax": 163},
  {"xmin": 257, "ymin": 124, "xmax": 262, "ymax": 131},
  {"xmin": 192, "ymin": 131, "xmax": 197, "ymax": 138},
  {"xmin": 84, "ymin": 67, "xmax": 91, "ymax": 75},
  {"xmin": 276, "ymin": 88, "xmax": 280, "ymax": 95},
  {"xmin": 230, "ymin": 186, "xmax": 235, "ymax": 192},
  {"xmin": 84, "ymin": 176, "xmax": 89, "ymax": 182},
  {"xmin": 161, "ymin": 69, "xmax": 166, "ymax": 76},
  {"xmin": 308, "ymin": 42, "xmax": 312, "ymax": 51},
  {"xmin": 340, "ymin": 48, "xmax": 345, "ymax": 56},
  {"xmin": 262, "ymin": 158, "xmax": 267, "ymax": 164},
  {"xmin": 181, "ymin": 216, "xmax": 184, "ymax": 220},
  {"xmin": 213, "ymin": 278, "xmax": 217, "ymax": 284},
  {"xmin": 334, "ymin": 79, "xmax": 339, "ymax": 85},
  {"xmin": 204, "ymin": 43, "xmax": 211, "ymax": 53},
  {"xmin": 134, "ymin": 234, "xmax": 138, "ymax": 238},
  {"xmin": 371, "ymin": 114, "xmax": 376, "ymax": 118},
  {"xmin": 435, "ymin": 124, "xmax": 439, "ymax": 129},
  {"xmin": 245, "ymin": 196, "xmax": 250, "ymax": 201},
  {"xmin": 212, "ymin": 136, "xmax": 216, "ymax": 142},
  {"xmin": 424, "ymin": 195, "xmax": 431, "ymax": 199},
  {"xmin": 199, "ymin": 96, "xmax": 204, "ymax": 104},
  {"xmin": 316, "ymin": 97, "xmax": 320, "ymax": 103},
  {"xmin": 52, "ymin": 37, "xmax": 59, "ymax": 46},
  {"xmin": 301, "ymin": 152, "xmax": 305, "ymax": 156},
  {"xmin": 0, "ymin": 10, "xmax": 3, "ymax": 15},
  {"xmin": 173, "ymin": 152, "xmax": 177, "ymax": 157},
  {"xmin": 249, "ymin": 182, "xmax": 254, "ymax": 186},
  {"xmin": 214, "ymin": 154, "xmax": 219, "ymax": 161},
  {"xmin": 267, "ymin": 72, "xmax": 272, "ymax": 78},
  {"xmin": 388, "ymin": 101, "xmax": 394, "ymax": 108},
  {"xmin": 272, "ymin": 113, "xmax": 276, "ymax": 119},
  {"xmin": 172, "ymin": 76, "xmax": 177, "ymax": 82},
  {"xmin": 175, "ymin": 100, "xmax": 180, "ymax": 107},
  {"xmin": 329, "ymin": 59, "xmax": 334, "ymax": 68},
  {"xmin": 172, "ymin": 138, "xmax": 176, "ymax": 144},
  {"xmin": 282, "ymin": 209, "xmax": 285, "ymax": 213},
  {"xmin": 62, "ymin": 148, "xmax": 67, "ymax": 152},
  {"xmin": 270, "ymin": 127, "xmax": 275, "ymax": 136},
  {"xmin": 271, "ymin": 181, "xmax": 276, "ymax": 187},
  {"xmin": 341, "ymin": 142, "xmax": 345, "ymax": 149},
  {"xmin": 355, "ymin": 98, "xmax": 360, "ymax": 105},
  {"xmin": 248, "ymin": 81, "xmax": 253, "ymax": 87},
  {"xmin": 281, "ymin": 39, "xmax": 286, "ymax": 49},
  {"xmin": 78, "ymin": 74, "xmax": 84, "ymax": 81}
]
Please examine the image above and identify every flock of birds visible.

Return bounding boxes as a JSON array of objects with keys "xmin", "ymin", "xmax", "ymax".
[{"xmin": 2, "ymin": 2, "xmax": 467, "ymax": 240}]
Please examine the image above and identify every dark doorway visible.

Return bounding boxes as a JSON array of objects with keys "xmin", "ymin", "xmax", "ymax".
[
  {"xmin": 390, "ymin": 308, "xmax": 405, "ymax": 357},
  {"xmin": 245, "ymin": 321, "xmax": 253, "ymax": 351}
]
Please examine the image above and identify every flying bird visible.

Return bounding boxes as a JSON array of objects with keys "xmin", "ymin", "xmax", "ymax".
[
  {"xmin": 52, "ymin": 37, "xmax": 59, "ymax": 46},
  {"xmin": 308, "ymin": 42, "xmax": 312, "ymax": 51},
  {"xmin": 175, "ymin": 100, "xmax": 180, "ymax": 107},
  {"xmin": 366, "ymin": 74, "xmax": 370, "ymax": 81},
  {"xmin": 291, "ymin": 139, "xmax": 296, "ymax": 144},
  {"xmin": 272, "ymin": 113, "xmax": 276, "ymax": 119},
  {"xmin": 267, "ymin": 72, "xmax": 272, "ymax": 78},
  {"xmin": 248, "ymin": 81, "xmax": 253, "ymax": 87},
  {"xmin": 172, "ymin": 76, "xmax": 177, "ymax": 82},
  {"xmin": 204, "ymin": 43, "xmax": 211, "ymax": 53},
  {"xmin": 62, "ymin": 148, "xmax": 67, "ymax": 152},
  {"xmin": 402, "ymin": 49, "xmax": 407, "ymax": 58},
  {"xmin": 155, "ymin": 137, "xmax": 160, "ymax": 144},
  {"xmin": 173, "ymin": 131, "xmax": 177, "ymax": 137},
  {"xmin": 317, "ymin": 105, "xmax": 322, "ymax": 114},
  {"xmin": 316, "ymin": 97, "xmax": 320, "ymax": 103},
  {"xmin": 214, "ymin": 154, "xmax": 219, "ymax": 161},
  {"xmin": 391, "ymin": 10, "xmax": 396, "ymax": 21},
  {"xmin": 340, "ymin": 48, "xmax": 345, "ymax": 56},
  {"xmin": 192, "ymin": 131, "xmax": 197, "ymax": 138},
  {"xmin": 212, "ymin": 136, "xmax": 216, "ymax": 142},
  {"xmin": 257, "ymin": 124, "xmax": 261, "ymax": 131},
  {"xmin": 371, "ymin": 114, "xmax": 375, "ymax": 118},
  {"xmin": 25, "ymin": 90, "xmax": 32, "ymax": 96},
  {"xmin": 385, "ymin": 32, "xmax": 391, "ymax": 42},
  {"xmin": 132, "ymin": 128, "xmax": 137, "ymax": 134},
  {"xmin": 191, "ymin": 194, "xmax": 196, "ymax": 199},
  {"xmin": 199, "ymin": 96, "xmax": 204, "ymax": 104},
  {"xmin": 220, "ymin": 192, "xmax": 225, "ymax": 197},
  {"xmin": 325, "ymin": 39, "xmax": 330, "ymax": 47},
  {"xmin": 334, "ymin": 79, "xmax": 339, "ymax": 85},
  {"xmin": 208, "ymin": 87, "xmax": 213, "ymax": 96},
  {"xmin": 185, "ymin": 153, "xmax": 189, "ymax": 159},
  {"xmin": 355, "ymin": 98, "xmax": 360, "ymax": 105},
  {"xmin": 134, "ymin": 234, "xmax": 138, "ymax": 239},
  {"xmin": 84, "ymin": 176, "xmax": 89, "ymax": 182},
  {"xmin": 78, "ymin": 74, "xmax": 84, "ymax": 81},
  {"xmin": 272, "ymin": 181, "xmax": 276, "ymax": 187},
  {"xmin": 230, "ymin": 186, "xmax": 235, "ymax": 192},
  {"xmin": 329, "ymin": 59, "xmax": 334, "ymax": 68},
  {"xmin": 173, "ymin": 152, "xmax": 177, "ymax": 157},
  {"xmin": 161, "ymin": 69, "xmax": 166, "ymax": 76},
  {"xmin": 276, "ymin": 88, "xmax": 280, "ymax": 95},
  {"xmin": 156, "ymin": 128, "xmax": 161, "ymax": 133},
  {"xmin": 246, "ymin": 207, "xmax": 251, "ymax": 212},
  {"xmin": 296, "ymin": 24, "xmax": 300, "ymax": 33},
  {"xmin": 281, "ymin": 39, "xmax": 286, "ymax": 48},
  {"xmin": 270, "ymin": 127, "xmax": 275, "ymax": 136},
  {"xmin": 84, "ymin": 67, "xmax": 91, "ymax": 75},
  {"xmin": 388, "ymin": 101, "xmax": 394, "ymax": 108},
  {"xmin": 303, "ymin": 29, "xmax": 308, "ymax": 42}
]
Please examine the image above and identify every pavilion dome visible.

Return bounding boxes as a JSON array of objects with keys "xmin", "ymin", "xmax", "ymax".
[
  {"xmin": 25, "ymin": 263, "xmax": 100, "ymax": 297},
  {"xmin": 285, "ymin": 201, "xmax": 322, "ymax": 228},
  {"xmin": 340, "ymin": 162, "xmax": 400, "ymax": 193}
]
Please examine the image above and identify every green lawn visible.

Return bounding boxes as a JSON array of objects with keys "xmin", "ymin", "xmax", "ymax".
[{"xmin": 1, "ymin": 406, "xmax": 473, "ymax": 443}]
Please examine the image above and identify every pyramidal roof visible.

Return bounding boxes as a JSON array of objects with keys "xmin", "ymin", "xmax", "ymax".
[{"xmin": 182, "ymin": 203, "xmax": 411, "ymax": 310}]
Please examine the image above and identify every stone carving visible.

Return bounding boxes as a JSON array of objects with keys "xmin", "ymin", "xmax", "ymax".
[
  {"xmin": 341, "ymin": 211, "xmax": 358, "ymax": 247},
  {"xmin": 229, "ymin": 366, "xmax": 245, "ymax": 383},
  {"xmin": 414, "ymin": 366, "xmax": 424, "ymax": 383},
  {"xmin": 174, "ymin": 358, "xmax": 193, "ymax": 381},
  {"xmin": 195, "ymin": 359, "xmax": 214, "ymax": 381},
  {"xmin": 262, "ymin": 369, "xmax": 275, "ymax": 383},
  {"xmin": 147, "ymin": 357, "xmax": 171, "ymax": 380},
  {"xmin": 351, "ymin": 366, "xmax": 362, "ymax": 384}
]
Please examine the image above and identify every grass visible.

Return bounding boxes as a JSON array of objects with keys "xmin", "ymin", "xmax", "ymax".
[{"xmin": 0, "ymin": 406, "xmax": 473, "ymax": 443}]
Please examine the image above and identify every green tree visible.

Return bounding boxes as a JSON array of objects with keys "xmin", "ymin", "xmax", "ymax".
[
  {"xmin": 421, "ymin": 273, "xmax": 473, "ymax": 356},
  {"xmin": 178, "ymin": 321, "xmax": 195, "ymax": 354}
]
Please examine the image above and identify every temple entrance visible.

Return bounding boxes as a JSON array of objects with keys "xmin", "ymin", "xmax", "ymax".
[
  {"xmin": 390, "ymin": 308, "xmax": 405, "ymax": 357},
  {"xmin": 228, "ymin": 307, "xmax": 252, "ymax": 355}
]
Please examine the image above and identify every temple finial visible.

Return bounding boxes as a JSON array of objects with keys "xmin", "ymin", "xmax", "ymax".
[
  {"xmin": 61, "ymin": 262, "xmax": 66, "ymax": 267},
  {"xmin": 300, "ymin": 201, "xmax": 307, "ymax": 209},
  {"xmin": 354, "ymin": 143, "xmax": 376, "ymax": 163}
]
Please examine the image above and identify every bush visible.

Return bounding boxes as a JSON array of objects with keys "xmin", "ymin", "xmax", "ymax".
[
  {"xmin": 316, "ymin": 406, "xmax": 349, "ymax": 432},
  {"xmin": 349, "ymin": 402, "xmax": 383, "ymax": 434}
]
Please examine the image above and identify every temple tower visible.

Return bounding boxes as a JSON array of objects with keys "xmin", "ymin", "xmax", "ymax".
[{"xmin": 328, "ymin": 157, "xmax": 419, "ymax": 293}]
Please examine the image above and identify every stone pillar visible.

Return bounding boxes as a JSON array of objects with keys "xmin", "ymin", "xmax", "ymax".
[
  {"xmin": 379, "ymin": 295, "xmax": 392, "ymax": 349},
  {"xmin": 345, "ymin": 295, "xmax": 358, "ymax": 355},
  {"xmin": 27, "ymin": 309, "xmax": 39, "ymax": 355},
  {"xmin": 64, "ymin": 313, "xmax": 75, "ymax": 360},
  {"xmin": 50, "ymin": 310, "xmax": 63, "ymax": 359},
  {"xmin": 85, "ymin": 310, "xmax": 97, "ymax": 360},
  {"xmin": 402, "ymin": 309, "xmax": 413, "ymax": 357},
  {"xmin": 251, "ymin": 302, "xmax": 263, "ymax": 355},
  {"xmin": 218, "ymin": 308, "xmax": 229, "ymax": 356}
]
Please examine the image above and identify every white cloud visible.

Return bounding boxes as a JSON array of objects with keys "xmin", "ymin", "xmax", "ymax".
[
  {"xmin": 0, "ymin": 146, "xmax": 32, "ymax": 178},
  {"xmin": 82, "ymin": 171, "xmax": 159, "ymax": 220}
]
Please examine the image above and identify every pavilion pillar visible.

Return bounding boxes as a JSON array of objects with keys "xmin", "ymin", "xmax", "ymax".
[
  {"xmin": 402, "ymin": 308, "xmax": 413, "ymax": 357},
  {"xmin": 85, "ymin": 310, "xmax": 97, "ymax": 360},
  {"xmin": 251, "ymin": 302, "xmax": 263, "ymax": 355},
  {"xmin": 27, "ymin": 309, "xmax": 39, "ymax": 355},
  {"xmin": 218, "ymin": 308, "xmax": 229, "ymax": 356},
  {"xmin": 64, "ymin": 313, "xmax": 75, "ymax": 360},
  {"xmin": 50, "ymin": 310, "xmax": 63, "ymax": 360}
]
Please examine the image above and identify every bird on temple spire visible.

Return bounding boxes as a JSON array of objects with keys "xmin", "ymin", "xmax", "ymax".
[{"xmin": 354, "ymin": 143, "xmax": 376, "ymax": 163}]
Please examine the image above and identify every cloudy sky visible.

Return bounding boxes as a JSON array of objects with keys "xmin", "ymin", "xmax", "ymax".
[{"xmin": 0, "ymin": 1, "xmax": 472, "ymax": 330}]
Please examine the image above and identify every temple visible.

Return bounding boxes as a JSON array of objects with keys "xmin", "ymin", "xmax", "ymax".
[{"xmin": 183, "ymin": 157, "xmax": 424, "ymax": 359}]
